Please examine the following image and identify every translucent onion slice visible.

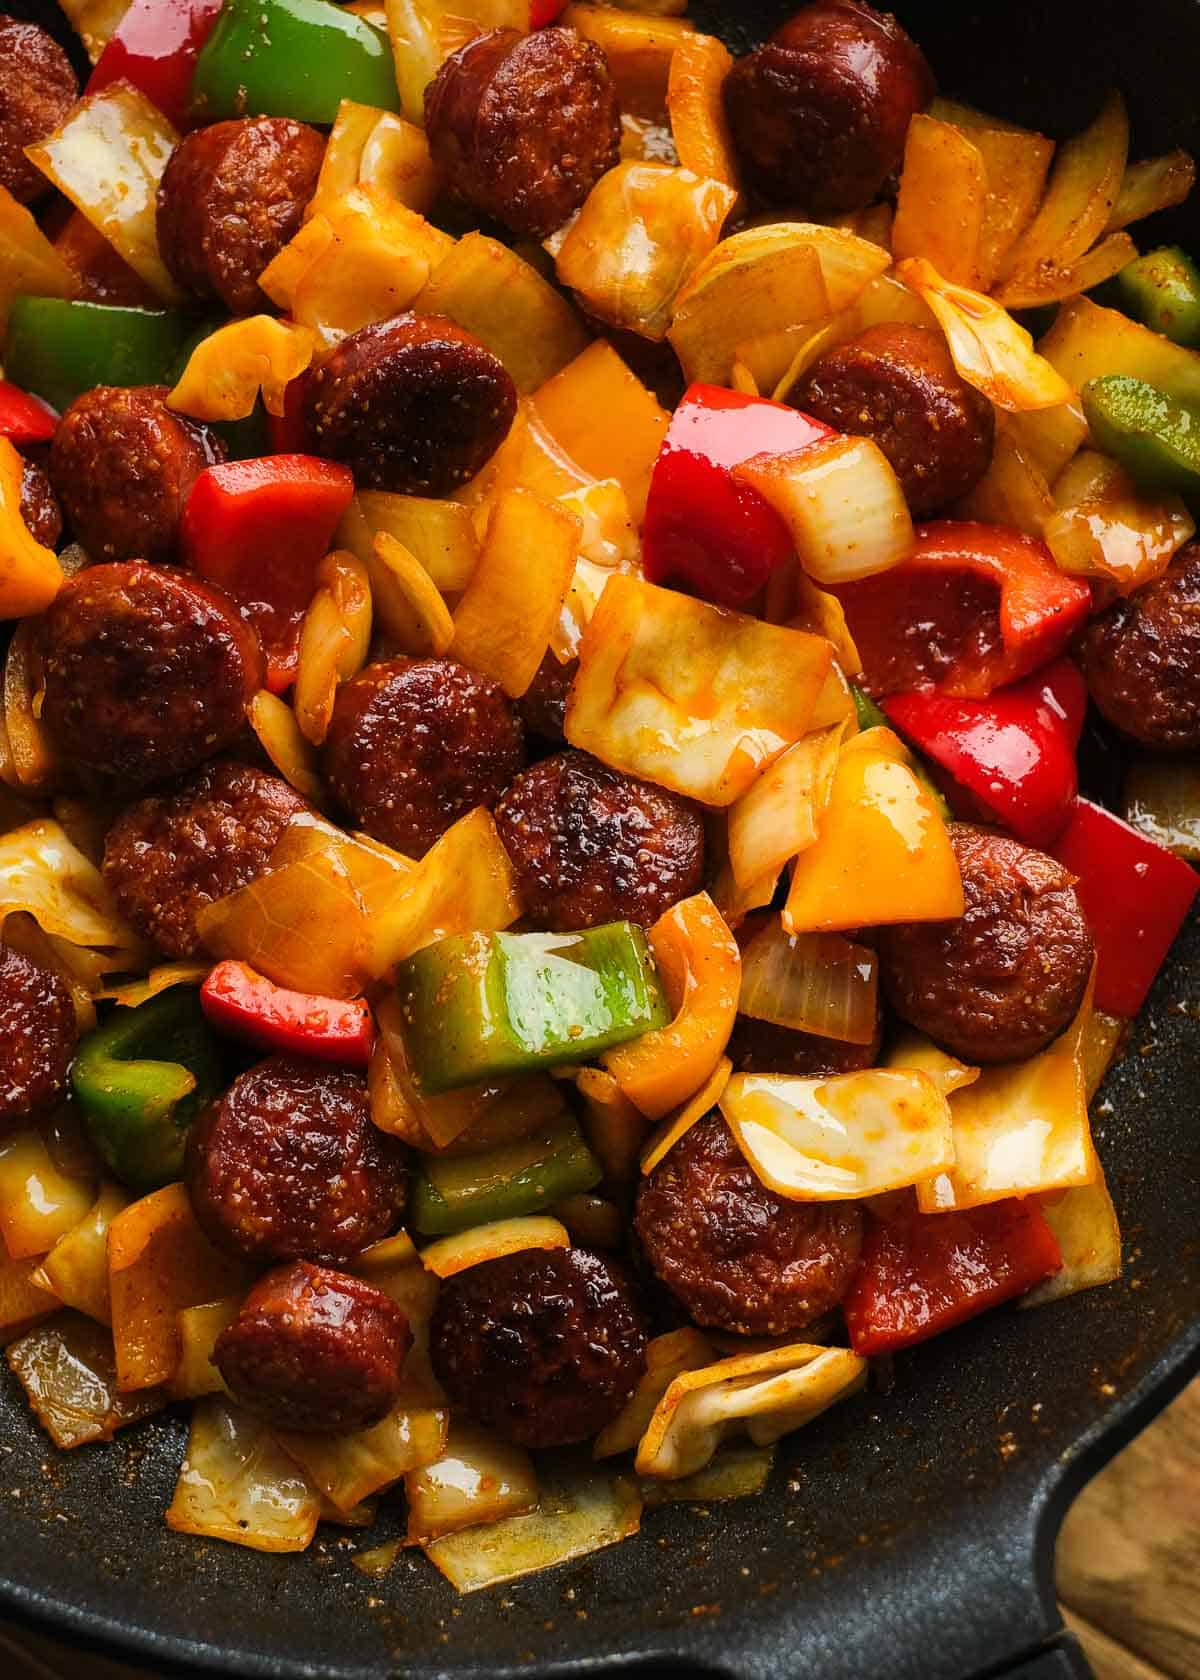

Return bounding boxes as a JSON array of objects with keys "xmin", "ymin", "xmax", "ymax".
[
  {"xmin": 171, "ymin": 1298, "xmax": 239, "ymax": 1399},
  {"xmin": 7, "ymin": 1313, "xmax": 164, "ymax": 1451},
  {"xmin": 639, "ymin": 1056, "xmax": 732, "ymax": 1176},
  {"xmin": 423, "ymin": 1468, "xmax": 642, "ymax": 1592},
  {"xmin": 668, "ymin": 231, "xmax": 830, "ymax": 387},
  {"xmin": 1043, "ymin": 450, "xmax": 1193, "ymax": 595},
  {"xmin": 383, "ymin": 0, "xmax": 442, "ymax": 125},
  {"xmin": 57, "ymin": 0, "xmax": 130, "ymax": 63},
  {"xmin": 420, "ymin": 1216, "xmax": 569, "ymax": 1279},
  {"xmin": 720, "ymin": 1069, "xmax": 954, "ymax": 1202},
  {"xmin": 277, "ymin": 1393, "xmax": 449, "ymax": 1515},
  {"xmin": 310, "ymin": 101, "xmax": 437, "ymax": 220},
  {"xmin": 1122, "ymin": 757, "xmax": 1200, "ymax": 862},
  {"xmin": 0, "ymin": 1251, "xmax": 58, "ymax": 1340},
  {"xmin": 339, "ymin": 491, "xmax": 479, "ymax": 593},
  {"xmin": 166, "ymin": 1397, "xmax": 321, "ymax": 1553},
  {"xmin": 575, "ymin": 1067, "xmax": 649, "ymax": 1186},
  {"xmin": 594, "ymin": 1327, "xmax": 715, "ymax": 1460},
  {"xmin": 892, "ymin": 113, "xmax": 987, "ymax": 287},
  {"xmin": 635, "ymin": 1343, "xmax": 866, "ymax": 1480},
  {"xmin": 1105, "ymin": 149, "xmax": 1196, "ymax": 233},
  {"xmin": 726, "ymin": 721, "xmax": 847, "ymax": 891},
  {"xmin": 885, "ymin": 1030, "xmax": 980, "ymax": 1100},
  {"xmin": 31, "ymin": 1181, "xmax": 128, "ymax": 1326},
  {"xmin": 294, "ymin": 549, "xmax": 374, "ymax": 746},
  {"xmin": 405, "ymin": 1422, "xmax": 538, "ymax": 1545},
  {"xmin": 738, "ymin": 920, "xmax": 879, "ymax": 1046},
  {"xmin": 641, "ymin": 1443, "xmax": 775, "ymax": 1506},
  {"xmin": 97, "ymin": 962, "xmax": 210, "ymax": 1008},
  {"xmin": 1020, "ymin": 1167, "xmax": 1122, "ymax": 1308},
  {"xmin": 954, "ymin": 426, "xmax": 1053, "ymax": 539},
  {"xmin": 0, "ymin": 816, "xmax": 143, "ymax": 958},
  {"xmin": 247, "ymin": 691, "xmax": 325, "ymax": 805},
  {"xmin": 1004, "ymin": 399, "xmax": 1088, "ymax": 484}
]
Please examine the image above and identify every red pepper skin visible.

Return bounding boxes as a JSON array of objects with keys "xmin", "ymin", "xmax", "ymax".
[
  {"xmin": 180, "ymin": 454, "xmax": 355, "ymax": 692},
  {"xmin": 642, "ymin": 383, "xmax": 832, "ymax": 607},
  {"xmin": 1050, "ymin": 798, "xmax": 1198, "ymax": 1018},
  {"xmin": 835, "ymin": 522, "xmax": 1093, "ymax": 698},
  {"xmin": 0, "ymin": 380, "xmax": 57, "ymax": 444},
  {"xmin": 88, "ymin": 0, "xmax": 225, "ymax": 128},
  {"xmin": 266, "ymin": 373, "xmax": 310, "ymax": 455},
  {"xmin": 882, "ymin": 658, "xmax": 1087, "ymax": 849},
  {"xmin": 844, "ymin": 1197, "xmax": 1063, "ymax": 1357},
  {"xmin": 200, "ymin": 961, "xmax": 376, "ymax": 1066},
  {"xmin": 530, "ymin": 0, "xmax": 569, "ymax": 22}
]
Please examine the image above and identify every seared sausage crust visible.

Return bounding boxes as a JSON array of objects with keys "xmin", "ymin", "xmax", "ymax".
[
  {"xmin": 1081, "ymin": 543, "xmax": 1200, "ymax": 750},
  {"xmin": 0, "ymin": 945, "xmax": 76, "ymax": 1132},
  {"xmin": 0, "ymin": 16, "xmax": 77, "ymax": 204},
  {"xmin": 430, "ymin": 1247, "xmax": 647, "ymax": 1447},
  {"xmin": 877, "ymin": 823, "xmax": 1094, "ymax": 1064},
  {"xmin": 103, "ymin": 761, "xmax": 308, "ymax": 960},
  {"xmin": 635, "ymin": 1112, "xmax": 864, "ymax": 1335},
  {"xmin": 19, "ymin": 457, "xmax": 62, "ymax": 549},
  {"xmin": 425, "ymin": 27, "xmax": 621, "ymax": 239}
]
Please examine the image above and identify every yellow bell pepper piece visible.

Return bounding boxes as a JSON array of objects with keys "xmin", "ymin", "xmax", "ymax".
[
  {"xmin": 167, "ymin": 315, "xmax": 316, "ymax": 422},
  {"xmin": 0, "ymin": 437, "xmax": 63, "ymax": 619}
]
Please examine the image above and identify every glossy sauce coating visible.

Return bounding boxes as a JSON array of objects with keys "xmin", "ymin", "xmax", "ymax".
[
  {"xmin": 188, "ymin": 1055, "xmax": 408, "ymax": 1265},
  {"xmin": 430, "ymin": 1246, "xmax": 647, "ymax": 1448},
  {"xmin": 517, "ymin": 651, "xmax": 576, "ymax": 744},
  {"xmin": 214, "ymin": 1260, "xmax": 412, "ymax": 1433},
  {"xmin": 103, "ymin": 760, "xmax": 308, "ymax": 959},
  {"xmin": 634, "ymin": 1111, "xmax": 864, "ymax": 1335},
  {"xmin": 0, "ymin": 944, "xmax": 76, "ymax": 1132},
  {"xmin": 19, "ymin": 456, "xmax": 62, "ymax": 549},
  {"xmin": 1081, "ymin": 542, "xmax": 1200, "ymax": 749},
  {"xmin": 877, "ymin": 823, "xmax": 1094, "ymax": 1064},
  {"xmin": 726, "ymin": 1010, "xmax": 882, "ymax": 1077},
  {"xmin": 0, "ymin": 16, "xmax": 77, "ymax": 204}
]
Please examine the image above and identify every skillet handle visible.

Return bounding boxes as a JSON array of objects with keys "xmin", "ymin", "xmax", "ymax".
[{"xmin": 993, "ymin": 1635, "xmax": 1094, "ymax": 1680}]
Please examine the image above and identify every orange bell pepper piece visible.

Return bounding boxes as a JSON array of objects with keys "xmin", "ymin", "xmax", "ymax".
[{"xmin": 0, "ymin": 437, "xmax": 63, "ymax": 619}]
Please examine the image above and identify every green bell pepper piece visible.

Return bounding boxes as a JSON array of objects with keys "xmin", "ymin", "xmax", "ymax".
[
  {"xmin": 71, "ymin": 989, "xmax": 225, "ymax": 1193},
  {"xmin": 411, "ymin": 1115, "xmax": 603, "ymax": 1236},
  {"xmin": 396, "ymin": 924, "xmax": 671, "ymax": 1094},
  {"xmin": 1114, "ymin": 246, "xmax": 1200, "ymax": 348},
  {"xmin": 1082, "ymin": 373, "xmax": 1200, "ymax": 495},
  {"xmin": 3, "ymin": 297, "xmax": 197, "ymax": 413},
  {"xmin": 190, "ymin": 0, "xmax": 400, "ymax": 124}
]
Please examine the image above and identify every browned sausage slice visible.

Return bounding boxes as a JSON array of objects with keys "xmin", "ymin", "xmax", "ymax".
[
  {"xmin": 103, "ymin": 761, "xmax": 309, "ymax": 960},
  {"xmin": 726, "ymin": 1011, "xmax": 882, "ymax": 1077},
  {"xmin": 303, "ymin": 313, "xmax": 518, "ymax": 496},
  {"xmin": 1081, "ymin": 543, "xmax": 1200, "ymax": 750},
  {"xmin": 635, "ymin": 1111, "xmax": 864, "ymax": 1336},
  {"xmin": 425, "ymin": 27, "xmax": 621, "ymax": 239},
  {"xmin": 49, "ymin": 385, "xmax": 224, "ymax": 564},
  {"xmin": 723, "ymin": 0, "xmax": 933, "ymax": 214},
  {"xmin": 19, "ymin": 456, "xmax": 62, "ymax": 549},
  {"xmin": 323, "ymin": 656, "xmax": 525, "ymax": 856},
  {"xmin": 0, "ymin": 944, "xmax": 77, "ymax": 1132},
  {"xmin": 517, "ymin": 651, "xmax": 576, "ymax": 745},
  {"xmin": 792, "ymin": 323, "xmax": 995, "ymax": 515},
  {"xmin": 0, "ymin": 16, "xmax": 77, "ymax": 204},
  {"xmin": 187, "ymin": 1055, "xmax": 407, "ymax": 1265},
  {"xmin": 214, "ymin": 1261, "xmax": 412, "ymax": 1433},
  {"xmin": 494, "ymin": 749, "xmax": 705, "ymax": 931},
  {"xmin": 877, "ymin": 823, "xmax": 1094, "ymax": 1065},
  {"xmin": 39, "ymin": 561, "xmax": 263, "ymax": 790},
  {"xmin": 157, "ymin": 117, "xmax": 325, "ymax": 316},
  {"xmin": 430, "ymin": 1247, "xmax": 646, "ymax": 1447}
]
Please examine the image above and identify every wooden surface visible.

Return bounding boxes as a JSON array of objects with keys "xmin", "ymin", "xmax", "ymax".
[{"xmin": 1, "ymin": 1377, "xmax": 1197, "ymax": 1678}]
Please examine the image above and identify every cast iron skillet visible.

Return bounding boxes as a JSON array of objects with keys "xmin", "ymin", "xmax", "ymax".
[{"xmin": 2, "ymin": 3, "xmax": 1199, "ymax": 1677}]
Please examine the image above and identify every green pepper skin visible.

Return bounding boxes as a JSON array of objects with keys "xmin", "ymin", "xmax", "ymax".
[
  {"xmin": 397, "ymin": 924, "xmax": 671, "ymax": 1095},
  {"xmin": 71, "ymin": 989, "xmax": 225, "ymax": 1193},
  {"xmin": 3, "ymin": 298, "xmax": 198, "ymax": 413},
  {"xmin": 1082, "ymin": 373, "xmax": 1200, "ymax": 495},
  {"xmin": 410, "ymin": 1117, "xmax": 604, "ymax": 1236},
  {"xmin": 190, "ymin": 0, "xmax": 399, "ymax": 123},
  {"xmin": 1114, "ymin": 246, "xmax": 1200, "ymax": 348}
]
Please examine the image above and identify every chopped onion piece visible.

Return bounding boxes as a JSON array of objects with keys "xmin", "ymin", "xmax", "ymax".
[
  {"xmin": 738, "ymin": 920, "xmax": 878, "ymax": 1046},
  {"xmin": 566, "ymin": 575, "xmax": 832, "ymax": 806},
  {"xmin": 1004, "ymin": 400, "xmax": 1088, "ymax": 485},
  {"xmin": 423, "ymin": 1468, "xmax": 641, "ymax": 1592},
  {"xmin": 166, "ymin": 1397, "xmax": 321, "ymax": 1553},
  {"xmin": 635, "ymin": 1343, "xmax": 866, "ymax": 1480},
  {"xmin": 954, "ymin": 428, "xmax": 1053, "ymax": 539},
  {"xmin": 0, "ymin": 1130, "xmax": 95, "ymax": 1260},
  {"xmin": 1020, "ymin": 1168, "xmax": 1122, "ymax": 1308},
  {"xmin": 1044, "ymin": 450, "xmax": 1193, "ymax": 595},
  {"xmin": 641, "ymin": 1443, "xmax": 775, "ymax": 1506},
  {"xmin": 339, "ymin": 491, "xmax": 479, "ymax": 594},
  {"xmin": 639, "ymin": 1057, "xmax": 732, "ymax": 1176},
  {"xmin": 4, "ymin": 619, "xmax": 56, "ymax": 791},
  {"xmin": 350, "ymin": 1249, "xmax": 444, "ymax": 1408},
  {"xmin": 32, "ymin": 1182, "xmax": 128, "ymax": 1326},
  {"xmin": 885, "ymin": 1030, "xmax": 980, "ymax": 1100},
  {"xmin": 0, "ymin": 1251, "xmax": 58, "ymax": 1340},
  {"xmin": 420, "ymin": 1217, "xmax": 570, "ymax": 1279},
  {"xmin": 383, "ymin": 0, "xmax": 442, "ymax": 125},
  {"xmin": 721, "ymin": 1069, "xmax": 954, "ymax": 1201},
  {"xmin": 1123, "ymin": 757, "xmax": 1200, "ymax": 863},
  {"xmin": 405, "ymin": 1422, "xmax": 538, "ymax": 1544},
  {"xmin": 277, "ymin": 1394, "xmax": 449, "ymax": 1515},
  {"xmin": 168, "ymin": 317, "xmax": 315, "ymax": 422},
  {"xmin": 0, "ymin": 817, "xmax": 143, "ymax": 961},
  {"xmin": 294, "ymin": 549, "xmax": 374, "ymax": 746},
  {"xmin": 892, "ymin": 114, "xmax": 986, "ymax": 287},
  {"xmin": 727, "ymin": 722, "xmax": 847, "ymax": 891},
  {"xmin": 1105, "ymin": 149, "xmax": 1196, "ymax": 233},
  {"xmin": 594, "ymin": 1327, "xmax": 714, "ymax": 1459},
  {"xmin": 311, "ymin": 100, "xmax": 437, "ymax": 220},
  {"xmin": 98, "ymin": 962, "xmax": 210, "ymax": 1008},
  {"xmin": 7, "ymin": 1313, "xmax": 164, "ymax": 1451},
  {"xmin": 896, "ymin": 257, "xmax": 1075, "ymax": 412},
  {"xmin": 917, "ymin": 969, "xmax": 1096, "ymax": 1213},
  {"xmin": 575, "ymin": 1067, "xmax": 649, "ymax": 1186},
  {"xmin": 58, "ymin": 0, "xmax": 130, "ymax": 63},
  {"xmin": 247, "ymin": 691, "xmax": 325, "ymax": 805},
  {"xmin": 171, "ymin": 1299, "xmax": 240, "ymax": 1400}
]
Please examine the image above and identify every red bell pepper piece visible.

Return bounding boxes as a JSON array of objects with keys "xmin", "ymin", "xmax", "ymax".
[
  {"xmin": 642, "ymin": 383, "xmax": 833, "ymax": 607},
  {"xmin": 1050, "ymin": 798, "xmax": 1198, "ymax": 1018},
  {"xmin": 0, "ymin": 381, "xmax": 56, "ymax": 445},
  {"xmin": 88, "ymin": 0, "xmax": 225, "ymax": 128},
  {"xmin": 834, "ymin": 521, "xmax": 1093, "ymax": 698},
  {"xmin": 266, "ymin": 374, "xmax": 310, "ymax": 455},
  {"xmin": 531, "ymin": 0, "xmax": 569, "ymax": 22},
  {"xmin": 200, "ymin": 961, "xmax": 376, "ymax": 1066},
  {"xmin": 881, "ymin": 657, "xmax": 1087, "ymax": 849},
  {"xmin": 180, "ymin": 454, "xmax": 355, "ymax": 692},
  {"xmin": 844, "ymin": 1197, "xmax": 1063, "ymax": 1357}
]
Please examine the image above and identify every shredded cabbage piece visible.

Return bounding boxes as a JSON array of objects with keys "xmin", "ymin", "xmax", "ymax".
[
  {"xmin": 166, "ymin": 1397, "xmax": 322, "ymax": 1553},
  {"xmin": 738, "ymin": 919, "xmax": 878, "ymax": 1046},
  {"xmin": 405, "ymin": 1421, "xmax": 539, "ymax": 1545}
]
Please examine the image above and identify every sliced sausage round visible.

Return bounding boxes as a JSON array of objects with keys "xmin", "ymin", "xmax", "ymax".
[
  {"xmin": 20, "ymin": 456, "xmax": 62, "ymax": 549},
  {"xmin": 494, "ymin": 749, "xmax": 705, "ymax": 931},
  {"xmin": 0, "ymin": 944, "xmax": 76, "ymax": 1133},
  {"xmin": 1081, "ymin": 543, "xmax": 1200, "ymax": 750},
  {"xmin": 792, "ymin": 323, "xmax": 995, "ymax": 515},
  {"xmin": 188, "ymin": 1055, "xmax": 408, "ymax": 1265},
  {"xmin": 723, "ymin": 0, "xmax": 934, "ymax": 214},
  {"xmin": 303, "ymin": 313, "xmax": 517, "ymax": 496},
  {"xmin": 214, "ymin": 1261, "xmax": 412, "ymax": 1433},
  {"xmin": 103, "ymin": 760, "xmax": 308, "ymax": 960},
  {"xmin": 635, "ymin": 1111, "xmax": 864, "ymax": 1336},
  {"xmin": 425, "ymin": 27, "xmax": 621, "ymax": 239},
  {"xmin": 49, "ymin": 385, "xmax": 224, "ymax": 564},
  {"xmin": 877, "ymin": 823, "xmax": 1094, "ymax": 1065},
  {"xmin": 517, "ymin": 651, "xmax": 576, "ymax": 745},
  {"xmin": 323, "ymin": 656, "xmax": 525, "ymax": 856},
  {"xmin": 430, "ymin": 1247, "xmax": 647, "ymax": 1448},
  {"xmin": 157, "ymin": 117, "xmax": 325, "ymax": 316},
  {"xmin": 39, "ymin": 561, "xmax": 263, "ymax": 790},
  {"xmin": 0, "ymin": 16, "xmax": 77, "ymax": 205}
]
